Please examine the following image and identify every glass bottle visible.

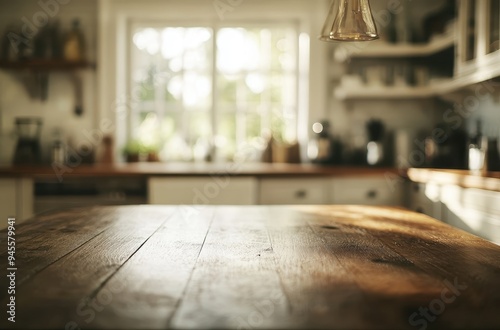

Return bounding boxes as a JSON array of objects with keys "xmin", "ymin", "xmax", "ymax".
[
  {"xmin": 63, "ymin": 19, "xmax": 86, "ymax": 62},
  {"xmin": 468, "ymin": 120, "xmax": 487, "ymax": 173}
]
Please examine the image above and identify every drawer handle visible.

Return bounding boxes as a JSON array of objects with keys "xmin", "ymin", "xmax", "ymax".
[
  {"xmin": 295, "ymin": 190, "xmax": 307, "ymax": 199},
  {"xmin": 366, "ymin": 190, "xmax": 378, "ymax": 199}
]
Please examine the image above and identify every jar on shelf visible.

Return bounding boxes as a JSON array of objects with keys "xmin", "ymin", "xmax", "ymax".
[{"xmin": 63, "ymin": 19, "xmax": 86, "ymax": 62}]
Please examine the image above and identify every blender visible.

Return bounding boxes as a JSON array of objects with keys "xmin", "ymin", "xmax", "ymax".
[{"xmin": 13, "ymin": 117, "xmax": 43, "ymax": 165}]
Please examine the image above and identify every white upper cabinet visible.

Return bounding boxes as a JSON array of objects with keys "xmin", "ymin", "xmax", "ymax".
[
  {"xmin": 334, "ymin": 0, "xmax": 500, "ymax": 100},
  {"xmin": 455, "ymin": 0, "xmax": 500, "ymax": 82}
]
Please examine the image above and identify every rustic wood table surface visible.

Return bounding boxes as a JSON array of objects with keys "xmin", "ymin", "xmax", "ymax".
[{"xmin": 1, "ymin": 205, "xmax": 500, "ymax": 329}]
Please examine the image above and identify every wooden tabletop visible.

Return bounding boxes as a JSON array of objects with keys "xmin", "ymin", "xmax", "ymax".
[{"xmin": 1, "ymin": 205, "xmax": 500, "ymax": 329}]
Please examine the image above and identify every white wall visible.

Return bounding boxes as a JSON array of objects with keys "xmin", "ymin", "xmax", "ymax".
[{"xmin": 0, "ymin": 0, "xmax": 97, "ymax": 165}]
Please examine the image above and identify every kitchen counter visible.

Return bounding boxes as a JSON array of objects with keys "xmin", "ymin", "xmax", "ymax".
[
  {"xmin": 1, "ymin": 205, "xmax": 500, "ymax": 329},
  {"xmin": 0, "ymin": 163, "xmax": 398, "ymax": 178},
  {"xmin": 407, "ymin": 168, "xmax": 500, "ymax": 192}
]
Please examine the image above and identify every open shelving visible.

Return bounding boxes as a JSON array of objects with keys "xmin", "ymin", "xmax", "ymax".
[
  {"xmin": 333, "ymin": 28, "xmax": 459, "ymax": 101},
  {"xmin": 344, "ymin": 32, "xmax": 456, "ymax": 59},
  {"xmin": 0, "ymin": 59, "xmax": 95, "ymax": 103},
  {"xmin": 0, "ymin": 59, "xmax": 95, "ymax": 71}
]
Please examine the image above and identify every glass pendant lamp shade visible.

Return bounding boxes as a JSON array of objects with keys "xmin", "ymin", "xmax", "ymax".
[{"xmin": 320, "ymin": 0, "xmax": 379, "ymax": 42}]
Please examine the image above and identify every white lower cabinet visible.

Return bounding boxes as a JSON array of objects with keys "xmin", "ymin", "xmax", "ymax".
[
  {"xmin": 440, "ymin": 185, "xmax": 500, "ymax": 245},
  {"xmin": 259, "ymin": 178, "xmax": 330, "ymax": 205},
  {"xmin": 151, "ymin": 176, "xmax": 401, "ymax": 206},
  {"xmin": 407, "ymin": 182, "xmax": 442, "ymax": 220},
  {"xmin": 148, "ymin": 176, "xmax": 258, "ymax": 205},
  {"xmin": 0, "ymin": 178, "xmax": 34, "ymax": 230},
  {"xmin": 331, "ymin": 177, "xmax": 403, "ymax": 206}
]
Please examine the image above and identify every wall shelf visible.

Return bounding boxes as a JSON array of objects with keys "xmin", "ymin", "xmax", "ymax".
[
  {"xmin": 0, "ymin": 60, "xmax": 95, "ymax": 71},
  {"xmin": 337, "ymin": 32, "xmax": 456, "ymax": 59},
  {"xmin": 0, "ymin": 59, "xmax": 94, "ymax": 106},
  {"xmin": 335, "ymin": 60, "xmax": 500, "ymax": 101},
  {"xmin": 333, "ymin": 28, "xmax": 459, "ymax": 101},
  {"xmin": 334, "ymin": 85, "xmax": 436, "ymax": 100}
]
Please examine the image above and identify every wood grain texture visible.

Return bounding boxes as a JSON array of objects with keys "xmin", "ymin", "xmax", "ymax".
[{"xmin": 1, "ymin": 205, "xmax": 500, "ymax": 329}]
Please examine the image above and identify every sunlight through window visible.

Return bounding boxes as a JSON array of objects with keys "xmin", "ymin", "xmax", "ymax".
[{"xmin": 130, "ymin": 23, "xmax": 301, "ymax": 162}]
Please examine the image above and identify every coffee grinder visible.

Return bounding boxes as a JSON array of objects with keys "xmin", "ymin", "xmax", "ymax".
[{"xmin": 13, "ymin": 117, "xmax": 43, "ymax": 165}]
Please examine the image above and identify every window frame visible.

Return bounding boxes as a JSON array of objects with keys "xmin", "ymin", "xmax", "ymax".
[
  {"xmin": 98, "ymin": 0, "xmax": 329, "ymax": 162},
  {"xmin": 127, "ymin": 19, "xmax": 302, "ymax": 160}
]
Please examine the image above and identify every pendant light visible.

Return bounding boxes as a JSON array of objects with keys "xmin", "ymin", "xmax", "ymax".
[{"xmin": 320, "ymin": 0, "xmax": 379, "ymax": 42}]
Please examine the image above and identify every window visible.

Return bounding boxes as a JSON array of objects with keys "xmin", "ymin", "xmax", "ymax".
[{"xmin": 129, "ymin": 22, "xmax": 300, "ymax": 162}]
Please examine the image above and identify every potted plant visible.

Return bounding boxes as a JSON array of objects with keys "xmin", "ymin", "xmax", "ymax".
[
  {"xmin": 122, "ymin": 140, "xmax": 145, "ymax": 162},
  {"xmin": 123, "ymin": 140, "xmax": 161, "ymax": 162},
  {"xmin": 144, "ymin": 144, "xmax": 160, "ymax": 162}
]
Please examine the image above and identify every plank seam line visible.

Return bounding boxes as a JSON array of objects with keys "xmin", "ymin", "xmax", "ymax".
[
  {"xmin": 166, "ymin": 209, "xmax": 216, "ymax": 328},
  {"xmin": 16, "ymin": 228, "xmax": 109, "ymax": 287},
  {"xmin": 264, "ymin": 209, "xmax": 293, "ymax": 314},
  {"xmin": 0, "ymin": 208, "xmax": 102, "ymax": 256},
  {"xmin": 83, "ymin": 210, "xmax": 178, "ymax": 303},
  {"xmin": 2, "ymin": 208, "xmax": 113, "ymax": 293}
]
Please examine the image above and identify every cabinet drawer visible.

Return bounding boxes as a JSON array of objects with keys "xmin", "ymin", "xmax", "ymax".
[
  {"xmin": 149, "ymin": 177, "xmax": 257, "ymax": 205},
  {"xmin": 462, "ymin": 188, "xmax": 500, "ymax": 216},
  {"xmin": 443, "ymin": 206, "xmax": 500, "ymax": 245},
  {"xmin": 259, "ymin": 178, "xmax": 329, "ymax": 205},
  {"xmin": 332, "ymin": 177, "xmax": 402, "ymax": 206}
]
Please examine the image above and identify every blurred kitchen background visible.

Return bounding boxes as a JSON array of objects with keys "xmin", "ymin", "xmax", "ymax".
[
  {"xmin": 1, "ymin": 0, "xmax": 500, "ymax": 244},
  {"xmin": 1, "ymin": 0, "xmax": 498, "ymax": 168}
]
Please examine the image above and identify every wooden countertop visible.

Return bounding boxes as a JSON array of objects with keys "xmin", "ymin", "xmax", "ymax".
[
  {"xmin": 1, "ymin": 205, "xmax": 500, "ymax": 329},
  {"xmin": 407, "ymin": 168, "xmax": 500, "ymax": 192},
  {"xmin": 0, "ymin": 163, "xmax": 398, "ymax": 178}
]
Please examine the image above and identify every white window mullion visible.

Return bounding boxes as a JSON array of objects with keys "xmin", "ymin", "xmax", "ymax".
[
  {"xmin": 236, "ymin": 77, "xmax": 244, "ymax": 147},
  {"xmin": 155, "ymin": 30, "xmax": 165, "ymax": 130},
  {"xmin": 211, "ymin": 26, "xmax": 218, "ymax": 160}
]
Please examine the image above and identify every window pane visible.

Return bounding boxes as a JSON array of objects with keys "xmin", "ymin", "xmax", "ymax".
[
  {"xmin": 217, "ymin": 28, "xmax": 260, "ymax": 73},
  {"xmin": 218, "ymin": 75, "xmax": 238, "ymax": 104},
  {"xmin": 246, "ymin": 113, "xmax": 262, "ymax": 139},
  {"xmin": 216, "ymin": 113, "xmax": 236, "ymax": 161},
  {"xmin": 490, "ymin": 0, "xmax": 500, "ymax": 53},
  {"xmin": 188, "ymin": 112, "xmax": 212, "ymax": 141}
]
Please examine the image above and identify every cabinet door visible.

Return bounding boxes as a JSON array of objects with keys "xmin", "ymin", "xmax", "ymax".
[
  {"xmin": 149, "ymin": 177, "xmax": 257, "ymax": 205},
  {"xmin": 456, "ymin": 0, "xmax": 500, "ymax": 77},
  {"xmin": 0, "ymin": 178, "xmax": 32, "ymax": 229},
  {"xmin": 463, "ymin": 188, "xmax": 500, "ymax": 244},
  {"xmin": 332, "ymin": 177, "xmax": 403, "ymax": 206},
  {"xmin": 0, "ymin": 179, "xmax": 17, "ymax": 230},
  {"xmin": 407, "ymin": 182, "xmax": 442, "ymax": 220},
  {"xmin": 487, "ymin": 0, "xmax": 500, "ymax": 54},
  {"xmin": 259, "ymin": 178, "xmax": 329, "ymax": 205},
  {"xmin": 440, "ymin": 185, "xmax": 500, "ymax": 245}
]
